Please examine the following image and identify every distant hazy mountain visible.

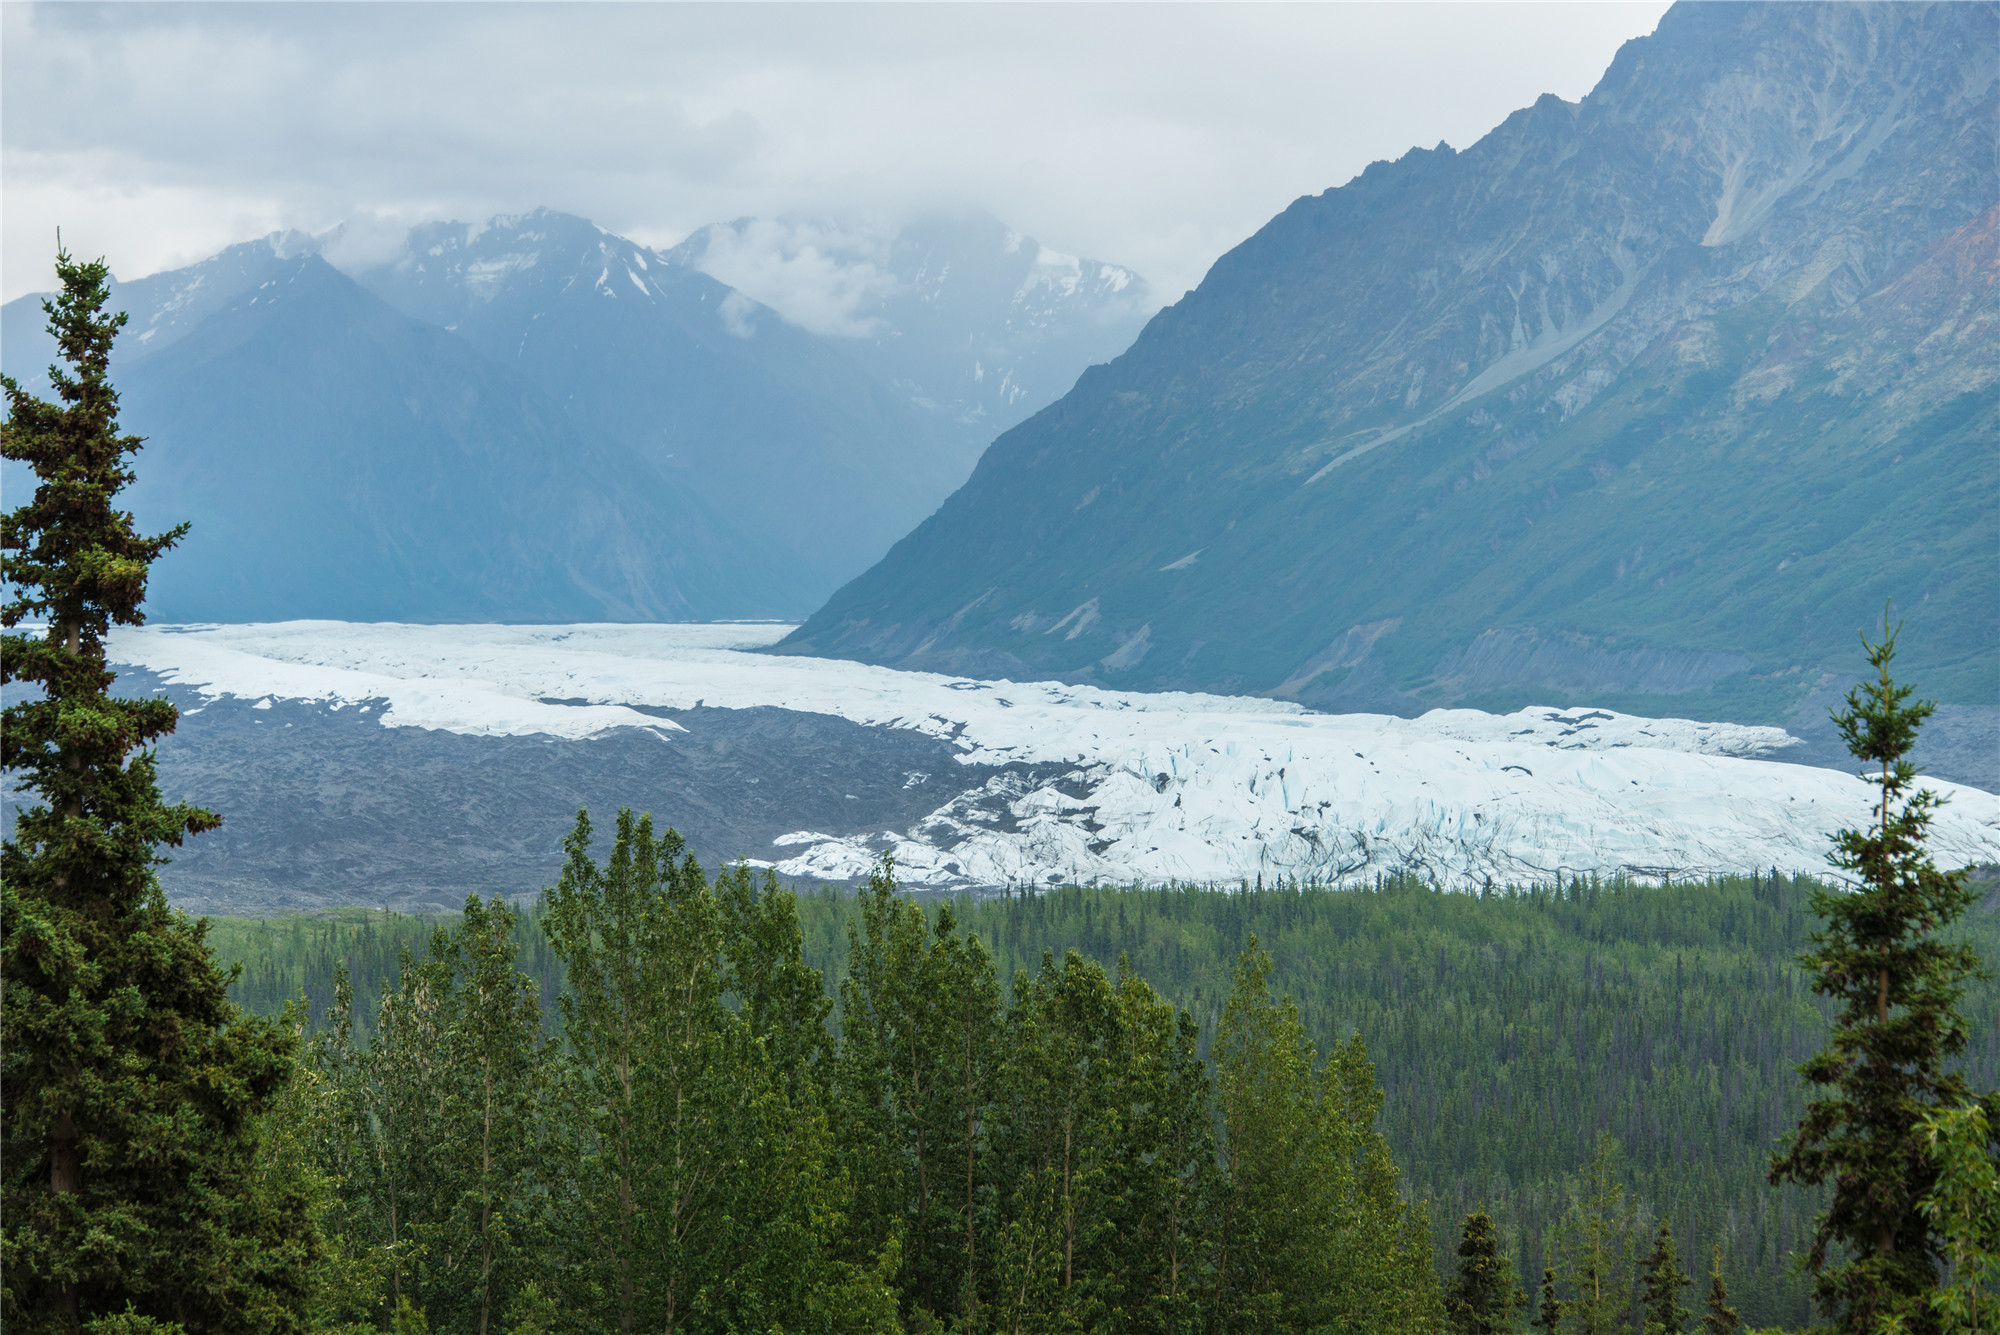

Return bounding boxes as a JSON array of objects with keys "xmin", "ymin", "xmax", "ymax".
[
  {"xmin": 2, "ymin": 233, "xmax": 312, "ymax": 402},
  {"xmin": 665, "ymin": 213, "xmax": 1156, "ymax": 444},
  {"xmin": 782, "ymin": 3, "xmax": 1999, "ymax": 752},
  {"xmin": 5, "ymin": 207, "xmax": 1153, "ymax": 620},
  {"xmin": 86, "ymin": 255, "xmax": 799, "ymax": 621},
  {"xmin": 348, "ymin": 210, "xmax": 984, "ymax": 598}
]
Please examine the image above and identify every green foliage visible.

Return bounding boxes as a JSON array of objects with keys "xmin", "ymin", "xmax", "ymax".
[
  {"xmin": 540, "ymin": 809, "xmax": 884, "ymax": 1335},
  {"xmin": 834, "ymin": 861, "xmax": 995, "ymax": 1318},
  {"xmin": 1557, "ymin": 1133, "xmax": 1637, "ymax": 1335},
  {"xmin": 1532, "ymin": 1269, "xmax": 1564, "ymax": 1333},
  {"xmin": 1450, "ymin": 1210, "xmax": 1526, "ymax": 1335},
  {"xmin": 1701, "ymin": 1248, "xmax": 1739, "ymax": 1335},
  {"xmin": 1640, "ymin": 1222, "xmax": 1693, "ymax": 1335},
  {"xmin": 1915, "ymin": 1098, "xmax": 2000, "ymax": 1333},
  {"xmin": 221, "ymin": 869, "xmax": 2000, "ymax": 1330},
  {"xmin": 1212, "ymin": 937, "xmax": 1443, "ymax": 1331},
  {"xmin": 1, "ymin": 248, "xmax": 310, "ymax": 1333},
  {"xmin": 241, "ymin": 840, "xmax": 1455, "ymax": 1331},
  {"xmin": 1770, "ymin": 621, "xmax": 1988, "ymax": 1332},
  {"xmin": 208, "ymin": 907, "xmax": 555, "ymax": 1047},
  {"xmin": 304, "ymin": 897, "xmax": 559, "ymax": 1335}
]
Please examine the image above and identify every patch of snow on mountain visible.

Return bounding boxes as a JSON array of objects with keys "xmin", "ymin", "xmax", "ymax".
[{"xmin": 107, "ymin": 623, "xmax": 2000, "ymax": 891}]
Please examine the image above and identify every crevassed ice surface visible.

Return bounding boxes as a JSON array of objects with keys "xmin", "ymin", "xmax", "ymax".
[{"xmin": 110, "ymin": 622, "xmax": 2000, "ymax": 890}]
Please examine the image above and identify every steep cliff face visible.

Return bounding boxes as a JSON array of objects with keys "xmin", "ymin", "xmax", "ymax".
[{"xmin": 781, "ymin": 3, "xmax": 1998, "ymax": 730}]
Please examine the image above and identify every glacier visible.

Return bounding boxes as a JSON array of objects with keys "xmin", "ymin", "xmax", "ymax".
[{"xmin": 109, "ymin": 622, "xmax": 2000, "ymax": 892}]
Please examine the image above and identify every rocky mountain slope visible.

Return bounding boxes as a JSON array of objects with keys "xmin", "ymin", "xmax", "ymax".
[{"xmin": 781, "ymin": 2, "xmax": 1998, "ymax": 749}]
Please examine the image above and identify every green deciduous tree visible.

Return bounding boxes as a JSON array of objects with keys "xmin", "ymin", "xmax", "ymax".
[
  {"xmin": 990, "ymin": 948, "xmax": 1124, "ymax": 1330},
  {"xmin": 540, "ymin": 808, "xmax": 681, "ymax": 1332},
  {"xmin": 1103, "ymin": 959, "xmax": 1218, "ymax": 1334},
  {"xmin": 1, "ymin": 246, "xmax": 310, "ymax": 1333},
  {"xmin": 1450, "ymin": 1210, "xmax": 1526, "ymax": 1335},
  {"xmin": 1916, "ymin": 1098, "xmax": 2000, "ymax": 1334},
  {"xmin": 544, "ymin": 810, "xmax": 891, "ymax": 1335},
  {"xmin": 428, "ymin": 897, "xmax": 549, "ymax": 1335},
  {"xmin": 1557, "ymin": 1133, "xmax": 1636, "ymax": 1335},
  {"xmin": 1769, "ymin": 620, "xmax": 1987, "ymax": 1333},
  {"xmin": 835, "ymin": 861, "xmax": 990, "ymax": 1321},
  {"xmin": 322, "ymin": 900, "xmax": 554, "ymax": 1335},
  {"xmin": 1213, "ymin": 937, "xmax": 1443, "ymax": 1333}
]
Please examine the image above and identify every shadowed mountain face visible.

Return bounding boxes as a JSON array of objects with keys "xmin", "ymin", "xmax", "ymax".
[
  {"xmin": 781, "ymin": 2, "xmax": 1999, "ymax": 737},
  {"xmin": 350, "ymin": 211, "xmax": 984, "ymax": 601},
  {"xmin": 15, "ymin": 255, "xmax": 801, "ymax": 622},
  {"xmin": 1, "ymin": 235, "xmax": 822, "ymax": 619},
  {"xmin": 4, "ymin": 208, "xmax": 1157, "ymax": 620}
]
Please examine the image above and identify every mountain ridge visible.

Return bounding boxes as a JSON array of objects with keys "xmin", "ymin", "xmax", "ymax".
[{"xmin": 778, "ymin": 1, "xmax": 1999, "ymax": 755}]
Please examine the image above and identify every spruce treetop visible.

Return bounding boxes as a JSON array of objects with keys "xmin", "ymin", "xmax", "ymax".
[
  {"xmin": 2, "ymin": 245, "xmax": 215, "ymax": 913},
  {"xmin": 1700, "ymin": 1247, "xmax": 1739, "ymax": 1335},
  {"xmin": 1770, "ymin": 612, "xmax": 1988, "ymax": 1332},
  {"xmin": 3, "ymin": 246, "xmax": 187, "ymax": 642}
]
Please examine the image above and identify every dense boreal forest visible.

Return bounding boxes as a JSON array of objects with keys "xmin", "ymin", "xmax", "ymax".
[{"xmin": 215, "ymin": 856, "xmax": 2000, "ymax": 1330}]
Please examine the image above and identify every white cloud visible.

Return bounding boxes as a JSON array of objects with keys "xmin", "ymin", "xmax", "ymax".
[
  {"xmin": 717, "ymin": 289, "xmax": 760, "ymax": 340},
  {"xmin": 2, "ymin": 2, "xmax": 1670, "ymax": 302},
  {"xmin": 682, "ymin": 217, "xmax": 901, "ymax": 339}
]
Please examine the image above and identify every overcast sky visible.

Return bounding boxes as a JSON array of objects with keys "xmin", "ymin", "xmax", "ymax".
[{"xmin": 2, "ymin": 2, "xmax": 1669, "ymax": 308}]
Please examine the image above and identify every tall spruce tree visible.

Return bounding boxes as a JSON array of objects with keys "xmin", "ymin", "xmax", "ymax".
[
  {"xmin": 1531, "ymin": 1269, "xmax": 1563, "ymax": 1333},
  {"xmin": 1699, "ymin": 1248, "xmax": 1738, "ymax": 1335},
  {"xmin": 1638, "ymin": 1222, "xmax": 1692, "ymax": 1335},
  {"xmin": 1, "ymin": 247, "xmax": 310, "ymax": 1332},
  {"xmin": 1769, "ymin": 620, "xmax": 1986, "ymax": 1333},
  {"xmin": 1448, "ymin": 1210, "xmax": 1525, "ymax": 1335}
]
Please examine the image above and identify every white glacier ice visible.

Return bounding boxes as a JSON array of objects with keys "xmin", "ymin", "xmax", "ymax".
[{"xmin": 108, "ymin": 622, "xmax": 2000, "ymax": 892}]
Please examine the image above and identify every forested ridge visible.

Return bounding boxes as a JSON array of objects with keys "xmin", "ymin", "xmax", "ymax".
[{"xmin": 216, "ymin": 865, "xmax": 2000, "ymax": 1328}]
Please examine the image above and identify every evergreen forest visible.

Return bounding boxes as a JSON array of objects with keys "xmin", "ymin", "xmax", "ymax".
[{"xmin": 215, "ymin": 862, "xmax": 2000, "ymax": 1331}]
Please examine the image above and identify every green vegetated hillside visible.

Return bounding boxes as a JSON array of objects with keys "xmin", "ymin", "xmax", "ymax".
[
  {"xmin": 781, "ymin": 3, "xmax": 1999, "ymax": 732},
  {"xmin": 215, "ymin": 869, "xmax": 2000, "ymax": 1328}
]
